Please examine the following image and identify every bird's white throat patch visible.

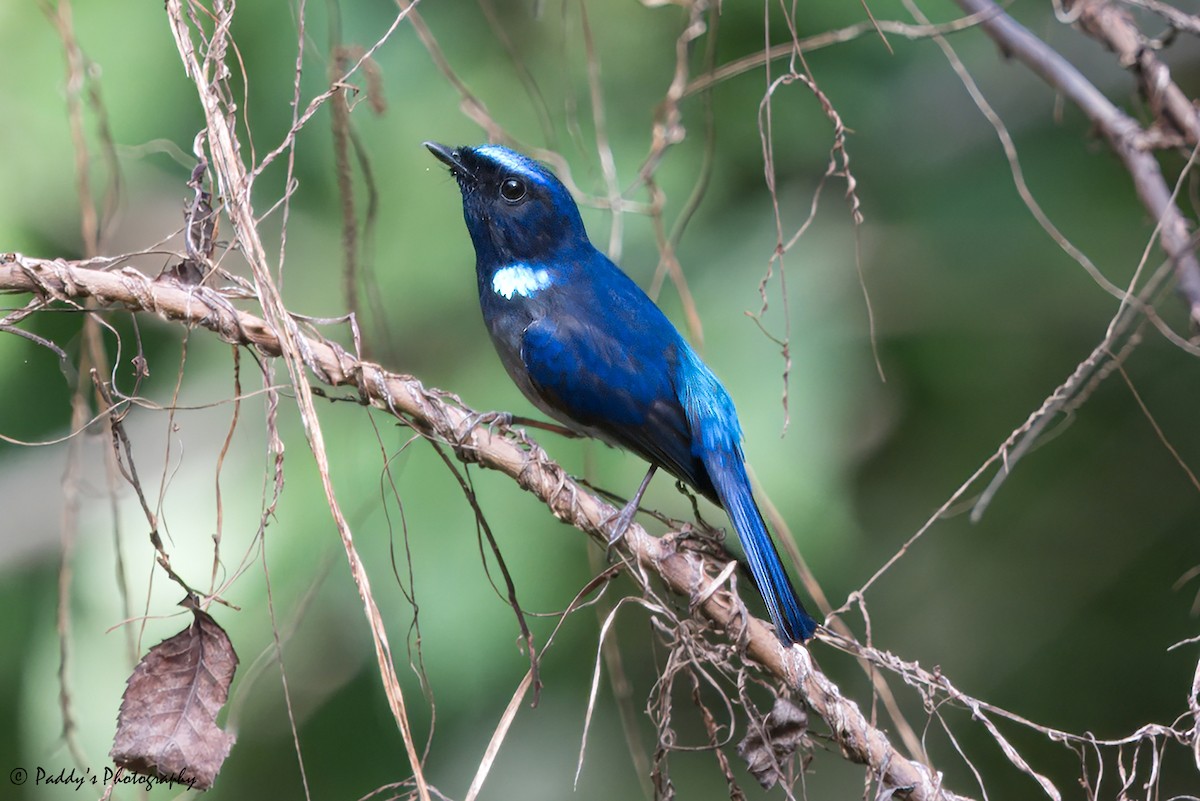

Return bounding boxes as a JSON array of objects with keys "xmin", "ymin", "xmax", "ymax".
[{"xmin": 492, "ymin": 264, "xmax": 551, "ymax": 299}]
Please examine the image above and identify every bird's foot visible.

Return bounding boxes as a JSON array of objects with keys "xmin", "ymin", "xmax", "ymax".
[
  {"xmin": 600, "ymin": 464, "xmax": 658, "ymax": 550},
  {"xmin": 602, "ymin": 497, "xmax": 641, "ymax": 548}
]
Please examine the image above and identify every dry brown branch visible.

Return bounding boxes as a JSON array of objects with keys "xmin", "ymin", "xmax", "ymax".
[
  {"xmin": 1068, "ymin": 0, "xmax": 1200, "ymax": 145},
  {"xmin": 953, "ymin": 0, "xmax": 1200, "ymax": 325},
  {"xmin": 1122, "ymin": 0, "xmax": 1200, "ymax": 37},
  {"xmin": 0, "ymin": 253, "xmax": 968, "ymax": 801}
]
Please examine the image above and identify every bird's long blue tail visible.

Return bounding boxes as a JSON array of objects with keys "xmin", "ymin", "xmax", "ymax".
[
  {"xmin": 676, "ymin": 348, "xmax": 817, "ymax": 645},
  {"xmin": 706, "ymin": 451, "xmax": 817, "ymax": 644}
]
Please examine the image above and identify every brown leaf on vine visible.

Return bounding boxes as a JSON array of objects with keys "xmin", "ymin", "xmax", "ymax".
[
  {"xmin": 736, "ymin": 696, "xmax": 809, "ymax": 790},
  {"xmin": 110, "ymin": 603, "xmax": 238, "ymax": 791}
]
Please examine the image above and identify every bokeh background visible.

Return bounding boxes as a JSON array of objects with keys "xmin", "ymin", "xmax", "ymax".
[{"xmin": 1, "ymin": 1, "xmax": 1197, "ymax": 798}]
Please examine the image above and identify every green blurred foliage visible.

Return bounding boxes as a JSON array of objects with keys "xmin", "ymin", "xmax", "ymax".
[{"xmin": 1, "ymin": 1, "xmax": 1197, "ymax": 799}]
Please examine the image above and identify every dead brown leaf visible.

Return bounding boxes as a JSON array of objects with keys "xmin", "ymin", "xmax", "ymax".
[
  {"xmin": 110, "ymin": 602, "xmax": 238, "ymax": 791},
  {"xmin": 736, "ymin": 696, "xmax": 808, "ymax": 790}
]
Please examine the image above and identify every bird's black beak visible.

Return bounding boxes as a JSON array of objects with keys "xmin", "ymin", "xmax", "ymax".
[{"xmin": 424, "ymin": 141, "xmax": 472, "ymax": 179}]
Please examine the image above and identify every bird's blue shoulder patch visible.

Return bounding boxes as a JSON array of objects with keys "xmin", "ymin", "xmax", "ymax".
[
  {"xmin": 492, "ymin": 263, "xmax": 552, "ymax": 299},
  {"xmin": 676, "ymin": 345, "xmax": 742, "ymax": 453}
]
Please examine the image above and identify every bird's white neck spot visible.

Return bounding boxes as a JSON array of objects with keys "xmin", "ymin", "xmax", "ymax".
[{"xmin": 492, "ymin": 264, "xmax": 551, "ymax": 299}]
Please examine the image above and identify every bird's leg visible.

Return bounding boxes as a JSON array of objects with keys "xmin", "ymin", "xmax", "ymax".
[{"xmin": 604, "ymin": 464, "xmax": 657, "ymax": 546}]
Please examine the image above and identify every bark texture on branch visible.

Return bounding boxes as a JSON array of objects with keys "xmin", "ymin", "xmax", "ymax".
[{"xmin": 1068, "ymin": 0, "xmax": 1200, "ymax": 145}]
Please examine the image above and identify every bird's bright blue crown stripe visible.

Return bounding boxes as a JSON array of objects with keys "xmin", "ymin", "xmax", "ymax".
[{"xmin": 475, "ymin": 145, "xmax": 544, "ymax": 180}]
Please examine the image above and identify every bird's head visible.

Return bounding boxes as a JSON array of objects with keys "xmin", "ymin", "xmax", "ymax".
[{"xmin": 425, "ymin": 142, "xmax": 590, "ymax": 265}]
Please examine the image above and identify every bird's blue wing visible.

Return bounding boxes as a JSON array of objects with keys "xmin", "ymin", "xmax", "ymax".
[
  {"xmin": 520, "ymin": 312, "xmax": 711, "ymax": 495},
  {"xmin": 524, "ymin": 317, "xmax": 816, "ymax": 642}
]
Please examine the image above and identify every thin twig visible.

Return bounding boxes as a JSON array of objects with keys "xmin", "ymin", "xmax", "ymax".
[{"xmin": 163, "ymin": 2, "xmax": 432, "ymax": 798}]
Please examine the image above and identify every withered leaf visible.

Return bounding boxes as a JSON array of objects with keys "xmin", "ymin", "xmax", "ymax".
[
  {"xmin": 156, "ymin": 258, "xmax": 208, "ymax": 286},
  {"xmin": 736, "ymin": 696, "xmax": 809, "ymax": 790},
  {"xmin": 110, "ymin": 605, "xmax": 238, "ymax": 791}
]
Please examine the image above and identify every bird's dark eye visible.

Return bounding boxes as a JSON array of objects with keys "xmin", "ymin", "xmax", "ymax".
[{"xmin": 499, "ymin": 178, "xmax": 527, "ymax": 203}]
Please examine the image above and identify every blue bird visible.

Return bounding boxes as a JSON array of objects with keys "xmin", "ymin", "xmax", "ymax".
[{"xmin": 425, "ymin": 142, "xmax": 818, "ymax": 645}]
